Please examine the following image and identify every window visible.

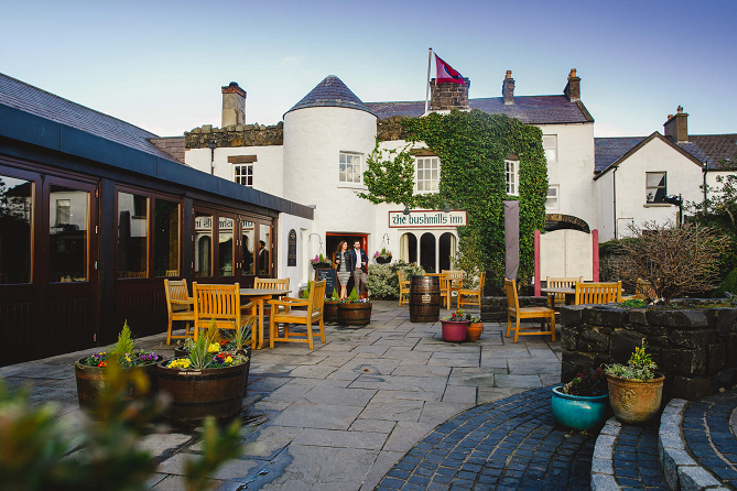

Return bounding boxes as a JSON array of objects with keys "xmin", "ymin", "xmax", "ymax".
[
  {"xmin": 0, "ymin": 174, "xmax": 32, "ymax": 284},
  {"xmin": 646, "ymin": 172, "xmax": 666, "ymax": 204},
  {"xmin": 219, "ymin": 217, "xmax": 234, "ymax": 277},
  {"xmin": 55, "ymin": 199, "xmax": 71, "ymax": 226},
  {"xmin": 339, "ymin": 153, "xmax": 362, "ymax": 184},
  {"xmin": 543, "ymin": 135, "xmax": 557, "ymax": 163},
  {"xmin": 49, "ymin": 185, "xmax": 88, "ymax": 282},
  {"xmin": 117, "ymin": 192, "xmax": 148, "ymax": 278},
  {"xmin": 505, "ymin": 159, "xmax": 519, "ymax": 196},
  {"xmin": 154, "ymin": 200, "xmax": 179, "ymax": 277},
  {"xmin": 194, "ymin": 212, "xmax": 213, "ymax": 277},
  {"xmin": 546, "ymin": 185, "xmax": 559, "ymax": 210},
  {"xmin": 234, "ymin": 164, "xmax": 253, "ymax": 187},
  {"xmin": 416, "ymin": 157, "xmax": 439, "ymax": 193}
]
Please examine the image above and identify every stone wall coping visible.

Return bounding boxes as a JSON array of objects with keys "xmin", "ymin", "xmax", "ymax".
[{"xmin": 591, "ymin": 416, "xmax": 621, "ymax": 491}]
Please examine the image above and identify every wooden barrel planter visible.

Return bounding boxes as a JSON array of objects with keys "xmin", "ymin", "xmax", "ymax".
[
  {"xmin": 338, "ymin": 302, "xmax": 372, "ymax": 326},
  {"xmin": 409, "ymin": 275, "xmax": 440, "ymax": 322},
  {"xmin": 75, "ymin": 360, "xmax": 160, "ymax": 411},
  {"xmin": 324, "ymin": 302, "xmax": 339, "ymax": 322},
  {"xmin": 156, "ymin": 359, "xmax": 250, "ymax": 425}
]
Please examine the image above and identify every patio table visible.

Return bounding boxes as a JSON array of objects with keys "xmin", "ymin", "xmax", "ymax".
[{"xmin": 540, "ymin": 287, "xmax": 576, "ymax": 308}]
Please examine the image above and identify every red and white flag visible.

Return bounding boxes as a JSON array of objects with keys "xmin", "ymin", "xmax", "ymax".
[{"xmin": 435, "ymin": 54, "xmax": 465, "ymax": 84}]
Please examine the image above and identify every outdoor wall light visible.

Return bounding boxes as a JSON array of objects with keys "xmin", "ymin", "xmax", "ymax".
[
  {"xmin": 403, "ymin": 206, "xmax": 410, "ymax": 215},
  {"xmin": 443, "ymin": 202, "xmax": 451, "ymax": 213}
]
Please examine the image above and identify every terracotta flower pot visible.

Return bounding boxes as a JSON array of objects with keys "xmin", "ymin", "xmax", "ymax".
[
  {"xmin": 441, "ymin": 320, "xmax": 469, "ymax": 342},
  {"xmin": 606, "ymin": 372, "xmax": 665, "ymax": 424},
  {"xmin": 467, "ymin": 322, "xmax": 483, "ymax": 341}
]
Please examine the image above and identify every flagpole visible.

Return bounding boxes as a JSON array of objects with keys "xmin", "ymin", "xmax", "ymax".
[{"xmin": 424, "ymin": 47, "xmax": 432, "ymax": 115}]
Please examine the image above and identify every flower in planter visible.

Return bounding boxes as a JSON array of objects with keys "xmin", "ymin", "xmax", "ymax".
[
  {"xmin": 561, "ymin": 367, "xmax": 607, "ymax": 396},
  {"xmin": 78, "ymin": 322, "xmax": 161, "ymax": 368},
  {"xmin": 340, "ymin": 287, "xmax": 370, "ymax": 304},
  {"xmin": 444, "ymin": 309, "xmax": 467, "ymax": 322},
  {"xmin": 168, "ymin": 325, "xmax": 248, "ymax": 371},
  {"xmin": 605, "ymin": 342, "xmax": 657, "ymax": 381},
  {"xmin": 310, "ymin": 254, "xmax": 332, "ymax": 268}
]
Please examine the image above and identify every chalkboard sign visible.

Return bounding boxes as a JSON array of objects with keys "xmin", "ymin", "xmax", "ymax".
[
  {"xmin": 287, "ymin": 229, "xmax": 297, "ymax": 267},
  {"xmin": 314, "ymin": 267, "xmax": 336, "ymax": 297}
]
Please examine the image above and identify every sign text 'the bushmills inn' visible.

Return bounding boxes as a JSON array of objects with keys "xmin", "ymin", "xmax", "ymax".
[{"xmin": 388, "ymin": 210, "xmax": 467, "ymax": 228}]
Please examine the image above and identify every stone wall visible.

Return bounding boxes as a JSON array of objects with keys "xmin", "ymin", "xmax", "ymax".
[
  {"xmin": 185, "ymin": 122, "xmax": 283, "ymax": 149},
  {"xmin": 480, "ymin": 296, "xmax": 547, "ymax": 322},
  {"xmin": 560, "ymin": 301, "xmax": 737, "ymax": 401},
  {"xmin": 377, "ymin": 116, "xmax": 411, "ymax": 142}
]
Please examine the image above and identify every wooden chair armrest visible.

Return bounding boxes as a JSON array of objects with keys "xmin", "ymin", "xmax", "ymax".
[
  {"xmin": 270, "ymin": 298, "xmax": 308, "ymax": 308},
  {"xmin": 171, "ymin": 298, "xmax": 193, "ymax": 306},
  {"xmin": 240, "ymin": 301, "xmax": 255, "ymax": 311}
]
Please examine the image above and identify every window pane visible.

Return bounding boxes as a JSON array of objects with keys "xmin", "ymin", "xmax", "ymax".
[
  {"xmin": 646, "ymin": 173, "xmax": 665, "ymax": 187},
  {"xmin": 242, "ymin": 220, "xmax": 255, "ymax": 275},
  {"xmin": 50, "ymin": 185, "xmax": 88, "ymax": 282},
  {"xmin": 0, "ymin": 174, "xmax": 32, "ymax": 284},
  {"xmin": 118, "ymin": 192, "xmax": 148, "ymax": 279},
  {"xmin": 219, "ymin": 217, "xmax": 234, "ymax": 276},
  {"xmin": 154, "ymin": 200, "xmax": 179, "ymax": 277},
  {"xmin": 194, "ymin": 213, "xmax": 213, "ymax": 277},
  {"xmin": 258, "ymin": 224, "xmax": 271, "ymax": 276}
]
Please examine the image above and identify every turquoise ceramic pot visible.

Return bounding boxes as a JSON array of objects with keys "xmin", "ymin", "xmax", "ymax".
[{"xmin": 551, "ymin": 385, "xmax": 609, "ymax": 430}]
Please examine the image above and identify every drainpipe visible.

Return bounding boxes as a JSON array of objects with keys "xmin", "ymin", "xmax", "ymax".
[
  {"xmin": 612, "ymin": 166, "xmax": 618, "ymax": 239},
  {"xmin": 702, "ymin": 163, "xmax": 708, "ymax": 204},
  {"xmin": 207, "ymin": 141, "xmax": 217, "ymax": 175}
]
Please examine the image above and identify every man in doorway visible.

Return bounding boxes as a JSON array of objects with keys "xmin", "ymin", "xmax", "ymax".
[
  {"xmin": 347, "ymin": 240, "xmax": 369, "ymax": 297},
  {"xmin": 258, "ymin": 240, "xmax": 269, "ymax": 275}
]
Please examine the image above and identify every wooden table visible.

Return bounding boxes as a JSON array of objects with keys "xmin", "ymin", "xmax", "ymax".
[
  {"xmin": 240, "ymin": 288, "xmax": 291, "ymax": 349},
  {"xmin": 540, "ymin": 287, "xmax": 576, "ymax": 308}
]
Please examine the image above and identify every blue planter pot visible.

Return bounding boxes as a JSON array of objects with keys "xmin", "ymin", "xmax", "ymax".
[{"xmin": 551, "ymin": 385, "xmax": 609, "ymax": 431}]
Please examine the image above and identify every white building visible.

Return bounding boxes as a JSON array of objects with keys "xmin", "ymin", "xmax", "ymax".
[{"xmin": 170, "ymin": 70, "xmax": 735, "ymax": 289}]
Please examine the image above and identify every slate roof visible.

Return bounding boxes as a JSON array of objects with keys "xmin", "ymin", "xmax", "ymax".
[
  {"xmin": 595, "ymin": 133, "xmax": 737, "ymax": 175},
  {"xmin": 365, "ymin": 95, "xmax": 594, "ymax": 125},
  {"xmin": 0, "ymin": 72, "xmax": 177, "ymax": 162},
  {"xmin": 286, "ymin": 76, "xmax": 374, "ymax": 116}
]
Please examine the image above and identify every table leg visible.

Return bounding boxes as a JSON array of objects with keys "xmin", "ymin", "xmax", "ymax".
[{"xmin": 256, "ymin": 298, "xmax": 265, "ymax": 349}]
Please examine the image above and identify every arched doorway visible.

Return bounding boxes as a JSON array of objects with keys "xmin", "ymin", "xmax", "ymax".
[
  {"xmin": 400, "ymin": 232, "xmax": 417, "ymax": 264},
  {"xmin": 420, "ymin": 233, "xmax": 435, "ymax": 273},
  {"xmin": 439, "ymin": 232, "xmax": 456, "ymax": 271}
]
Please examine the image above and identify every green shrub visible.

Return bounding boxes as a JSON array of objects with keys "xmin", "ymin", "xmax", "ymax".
[
  {"xmin": 713, "ymin": 268, "xmax": 737, "ymax": 298},
  {"xmin": 367, "ymin": 260, "xmax": 425, "ymax": 299}
]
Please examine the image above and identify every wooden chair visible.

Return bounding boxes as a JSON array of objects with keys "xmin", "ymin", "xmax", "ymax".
[
  {"xmin": 458, "ymin": 272, "xmax": 486, "ymax": 309},
  {"xmin": 192, "ymin": 283, "xmax": 255, "ymax": 342},
  {"xmin": 443, "ymin": 270, "xmax": 464, "ymax": 306},
  {"xmin": 574, "ymin": 281, "xmax": 622, "ymax": 305},
  {"xmin": 268, "ymin": 280, "xmax": 326, "ymax": 350},
  {"xmin": 546, "ymin": 276, "xmax": 583, "ymax": 308},
  {"xmin": 164, "ymin": 279, "xmax": 195, "ymax": 345},
  {"xmin": 255, "ymin": 277, "xmax": 290, "ymax": 315},
  {"xmin": 504, "ymin": 278, "xmax": 556, "ymax": 343},
  {"xmin": 397, "ymin": 270, "xmax": 410, "ymax": 306},
  {"xmin": 438, "ymin": 273, "xmax": 452, "ymax": 310}
]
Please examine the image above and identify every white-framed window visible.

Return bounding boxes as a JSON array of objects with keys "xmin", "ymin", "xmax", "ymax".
[
  {"xmin": 546, "ymin": 185, "xmax": 559, "ymax": 210},
  {"xmin": 415, "ymin": 156, "xmax": 440, "ymax": 193},
  {"xmin": 543, "ymin": 135, "xmax": 557, "ymax": 163},
  {"xmin": 505, "ymin": 159, "xmax": 519, "ymax": 196},
  {"xmin": 646, "ymin": 172, "xmax": 666, "ymax": 204},
  {"xmin": 234, "ymin": 164, "xmax": 253, "ymax": 187},
  {"xmin": 339, "ymin": 153, "xmax": 362, "ymax": 185}
]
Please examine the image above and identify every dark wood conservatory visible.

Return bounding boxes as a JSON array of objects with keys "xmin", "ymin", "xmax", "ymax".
[{"xmin": 0, "ymin": 74, "xmax": 312, "ymax": 365}]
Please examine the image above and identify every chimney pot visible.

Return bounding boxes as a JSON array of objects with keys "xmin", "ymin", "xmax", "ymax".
[
  {"xmin": 221, "ymin": 82, "xmax": 246, "ymax": 128},
  {"xmin": 502, "ymin": 70, "xmax": 515, "ymax": 105}
]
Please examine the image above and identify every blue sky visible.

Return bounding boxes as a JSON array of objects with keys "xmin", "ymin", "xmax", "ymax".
[{"xmin": 2, "ymin": 0, "xmax": 735, "ymax": 137}]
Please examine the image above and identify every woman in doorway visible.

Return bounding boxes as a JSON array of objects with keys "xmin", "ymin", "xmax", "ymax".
[{"xmin": 334, "ymin": 240, "xmax": 350, "ymax": 300}]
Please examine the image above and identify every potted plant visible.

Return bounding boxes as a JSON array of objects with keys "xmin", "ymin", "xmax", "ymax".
[
  {"xmin": 440, "ymin": 309, "xmax": 470, "ymax": 342},
  {"xmin": 337, "ymin": 288, "xmax": 372, "ymax": 326},
  {"xmin": 157, "ymin": 322, "xmax": 252, "ymax": 425},
  {"xmin": 605, "ymin": 342, "xmax": 665, "ymax": 424},
  {"xmin": 551, "ymin": 367, "xmax": 610, "ymax": 430},
  {"xmin": 75, "ymin": 321, "xmax": 162, "ymax": 410},
  {"xmin": 324, "ymin": 288, "xmax": 340, "ymax": 323},
  {"xmin": 311, "ymin": 254, "xmax": 333, "ymax": 270},
  {"xmin": 374, "ymin": 248, "xmax": 392, "ymax": 264},
  {"xmin": 466, "ymin": 315, "xmax": 483, "ymax": 341}
]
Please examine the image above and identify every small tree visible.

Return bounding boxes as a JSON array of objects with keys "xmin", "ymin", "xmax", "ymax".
[{"xmin": 615, "ymin": 221, "xmax": 727, "ymax": 304}]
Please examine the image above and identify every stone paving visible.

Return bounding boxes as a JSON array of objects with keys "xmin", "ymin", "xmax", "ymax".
[
  {"xmin": 0, "ymin": 300, "xmax": 565, "ymax": 491},
  {"xmin": 612, "ymin": 425, "xmax": 668, "ymax": 490}
]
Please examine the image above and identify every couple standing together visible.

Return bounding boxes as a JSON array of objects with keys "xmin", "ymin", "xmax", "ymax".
[{"xmin": 334, "ymin": 240, "xmax": 368, "ymax": 300}]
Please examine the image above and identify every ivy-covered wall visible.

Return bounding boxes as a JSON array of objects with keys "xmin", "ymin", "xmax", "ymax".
[{"xmin": 360, "ymin": 109, "xmax": 548, "ymax": 292}]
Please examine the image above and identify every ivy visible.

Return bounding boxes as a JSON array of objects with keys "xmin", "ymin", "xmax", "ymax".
[{"xmin": 360, "ymin": 109, "xmax": 548, "ymax": 291}]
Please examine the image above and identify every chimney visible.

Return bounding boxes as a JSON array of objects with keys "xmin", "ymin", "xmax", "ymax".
[
  {"xmin": 502, "ymin": 70, "xmax": 515, "ymax": 105},
  {"xmin": 430, "ymin": 77, "xmax": 470, "ymax": 111},
  {"xmin": 564, "ymin": 69, "xmax": 580, "ymax": 102},
  {"xmin": 221, "ymin": 82, "xmax": 246, "ymax": 128},
  {"xmin": 663, "ymin": 106, "xmax": 689, "ymax": 143}
]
